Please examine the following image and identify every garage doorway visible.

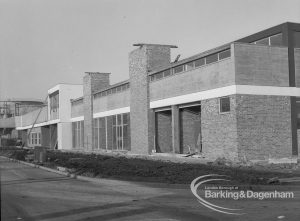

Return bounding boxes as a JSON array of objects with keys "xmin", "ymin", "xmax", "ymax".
[
  {"xmin": 155, "ymin": 109, "xmax": 172, "ymax": 153},
  {"xmin": 179, "ymin": 104, "xmax": 201, "ymax": 154}
]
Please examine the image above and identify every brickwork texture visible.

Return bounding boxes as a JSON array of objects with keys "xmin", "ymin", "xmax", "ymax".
[
  {"xmin": 129, "ymin": 44, "xmax": 172, "ymax": 154},
  {"xmin": 83, "ymin": 73, "xmax": 110, "ymax": 150},
  {"xmin": 201, "ymin": 95, "xmax": 239, "ymax": 161},
  {"xmin": 236, "ymin": 95, "xmax": 292, "ymax": 160},
  {"xmin": 295, "ymin": 49, "xmax": 300, "ymax": 87},
  {"xmin": 234, "ymin": 43, "xmax": 289, "ymax": 87}
]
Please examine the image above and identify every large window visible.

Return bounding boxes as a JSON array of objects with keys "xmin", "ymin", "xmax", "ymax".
[
  {"xmin": 253, "ymin": 33, "xmax": 283, "ymax": 46},
  {"xmin": 93, "ymin": 114, "xmax": 131, "ymax": 151},
  {"xmin": 30, "ymin": 132, "xmax": 41, "ymax": 145},
  {"xmin": 185, "ymin": 61, "xmax": 194, "ymax": 71},
  {"xmin": 94, "ymin": 83, "xmax": 130, "ymax": 99},
  {"xmin": 49, "ymin": 91, "xmax": 59, "ymax": 120},
  {"xmin": 149, "ymin": 48, "xmax": 231, "ymax": 82},
  {"xmin": 206, "ymin": 53, "xmax": 218, "ymax": 64},
  {"xmin": 270, "ymin": 33, "xmax": 283, "ymax": 46},
  {"xmin": 155, "ymin": 72, "xmax": 163, "ymax": 80},
  {"xmin": 72, "ymin": 121, "xmax": 84, "ymax": 148},
  {"xmin": 112, "ymin": 113, "xmax": 130, "ymax": 150},
  {"xmin": 163, "ymin": 69, "xmax": 171, "ymax": 77},
  {"xmin": 173, "ymin": 65, "xmax": 185, "ymax": 74},
  {"xmin": 194, "ymin": 58, "xmax": 205, "ymax": 67},
  {"xmin": 294, "ymin": 32, "xmax": 300, "ymax": 48},
  {"xmin": 255, "ymin": 37, "xmax": 269, "ymax": 46},
  {"xmin": 218, "ymin": 49, "xmax": 231, "ymax": 60},
  {"xmin": 93, "ymin": 117, "xmax": 106, "ymax": 149}
]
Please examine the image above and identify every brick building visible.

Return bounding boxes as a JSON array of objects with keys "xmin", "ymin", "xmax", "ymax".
[{"xmin": 14, "ymin": 22, "xmax": 300, "ymax": 161}]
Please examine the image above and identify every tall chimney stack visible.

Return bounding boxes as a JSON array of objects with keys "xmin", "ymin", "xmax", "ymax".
[{"xmin": 129, "ymin": 43, "xmax": 177, "ymax": 154}]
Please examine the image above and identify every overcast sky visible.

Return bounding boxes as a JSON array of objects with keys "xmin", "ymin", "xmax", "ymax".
[{"xmin": 0, "ymin": 0, "xmax": 299, "ymax": 100}]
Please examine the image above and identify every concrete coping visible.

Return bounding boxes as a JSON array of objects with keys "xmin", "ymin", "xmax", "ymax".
[
  {"xmin": 133, "ymin": 43, "xmax": 178, "ymax": 48},
  {"xmin": 84, "ymin": 72, "xmax": 111, "ymax": 75},
  {"xmin": 71, "ymin": 97, "xmax": 83, "ymax": 103}
]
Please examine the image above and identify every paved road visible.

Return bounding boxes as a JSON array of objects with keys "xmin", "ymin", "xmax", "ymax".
[{"xmin": 1, "ymin": 157, "xmax": 300, "ymax": 221}]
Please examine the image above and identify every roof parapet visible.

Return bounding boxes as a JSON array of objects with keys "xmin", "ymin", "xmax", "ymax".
[
  {"xmin": 133, "ymin": 43, "xmax": 178, "ymax": 48},
  {"xmin": 84, "ymin": 72, "xmax": 111, "ymax": 75}
]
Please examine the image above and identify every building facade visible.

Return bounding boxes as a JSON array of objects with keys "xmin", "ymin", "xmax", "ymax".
[
  {"xmin": 0, "ymin": 99, "xmax": 44, "ymax": 140},
  {"xmin": 15, "ymin": 84, "xmax": 83, "ymax": 148},
  {"xmin": 14, "ymin": 22, "xmax": 300, "ymax": 161}
]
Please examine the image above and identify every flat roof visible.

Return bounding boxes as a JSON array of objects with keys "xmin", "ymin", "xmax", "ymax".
[
  {"xmin": 0, "ymin": 98, "xmax": 44, "ymax": 104},
  {"xmin": 133, "ymin": 43, "xmax": 178, "ymax": 48}
]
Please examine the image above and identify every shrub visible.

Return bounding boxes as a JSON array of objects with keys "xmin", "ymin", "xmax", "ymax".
[{"xmin": 10, "ymin": 150, "xmax": 28, "ymax": 161}]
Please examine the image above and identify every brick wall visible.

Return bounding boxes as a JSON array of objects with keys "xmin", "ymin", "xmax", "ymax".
[
  {"xmin": 150, "ymin": 58, "xmax": 234, "ymax": 101},
  {"xmin": 129, "ymin": 46, "xmax": 150, "ymax": 154},
  {"xmin": 236, "ymin": 95, "xmax": 292, "ymax": 160},
  {"xmin": 93, "ymin": 90, "xmax": 130, "ymax": 113},
  {"xmin": 295, "ymin": 48, "xmax": 300, "ymax": 87},
  {"xmin": 83, "ymin": 73, "xmax": 110, "ymax": 150},
  {"xmin": 234, "ymin": 43, "xmax": 289, "ymax": 87},
  {"xmin": 146, "ymin": 46, "xmax": 171, "ymax": 71},
  {"xmin": 298, "ymin": 129, "xmax": 300, "ymax": 156},
  {"xmin": 129, "ymin": 44, "xmax": 172, "ymax": 154},
  {"xmin": 201, "ymin": 96, "xmax": 238, "ymax": 161}
]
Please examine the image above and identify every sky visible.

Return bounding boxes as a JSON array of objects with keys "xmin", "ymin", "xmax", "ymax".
[{"xmin": 0, "ymin": 0, "xmax": 299, "ymax": 100}]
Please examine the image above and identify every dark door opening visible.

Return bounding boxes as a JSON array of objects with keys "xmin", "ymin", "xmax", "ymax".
[
  {"xmin": 155, "ymin": 110, "xmax": 172, "ymax": 153},
  {"xmin": 179, "ymin": 105, "xmax": 201, "ymax": 154}
]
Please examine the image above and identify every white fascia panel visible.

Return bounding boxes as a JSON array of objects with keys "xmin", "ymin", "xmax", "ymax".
[
  {"xmin": 150, "ymin": 85, "xmax": 237, "ymax": 109},
  {"xmin": 90, "ymin": 85, "xmax": 300, "ymax": 117},
  {"xmin": 150, "ymin": 85, "xmax": 300, "ymax": 109},
  {"xmin": 93, "ymin": 107, "xmax": 130, "ymax": 118},
  {"xmin": 236, "ymin": 85, "xmax": 300, "ymax": 97},
  {"xmin": 48, "ymin": 85, "xmax": 60, "ymax": 94},
  {"xmin": 70, "ymin": 116, "xmax": 84, "ymax": 122},
  {"xmin": 16, "ymin": 119, "xmax": 60, "ymax": 130}
]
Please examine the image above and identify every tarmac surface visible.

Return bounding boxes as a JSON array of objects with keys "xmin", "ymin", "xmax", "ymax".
[{"xmin": 1, "ymin": 157, "xmax": 300, "ymax": 221}]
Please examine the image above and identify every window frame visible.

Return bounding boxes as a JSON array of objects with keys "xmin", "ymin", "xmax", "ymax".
[
  {"xmin": 219, "ymin": 97, "xmax": 231, "ymax": 113},
  {"xmin": 148, "ymin": 49, "xmax": 231, "ymax": 82},
  {"xmin": 173, "ymin": 65, "xmax": 185, "ymax": 74},
  {"xmin": 206, "ymin": 53, "xmax": 218, "ymax": 64},
  {"xmin": 72, "ymin": 121, "xmax": 84, "ymax": 148},
  {"xmin": 218, "ymin": 49, "xmax": 231, "ymax": 60},
  {"xmin": 269, "ymin": 33, "xmax": 283, "ymax": 46},
  {"xmin": 30, "ymin": 132, "xmax": 41, "ymax": 145}
]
